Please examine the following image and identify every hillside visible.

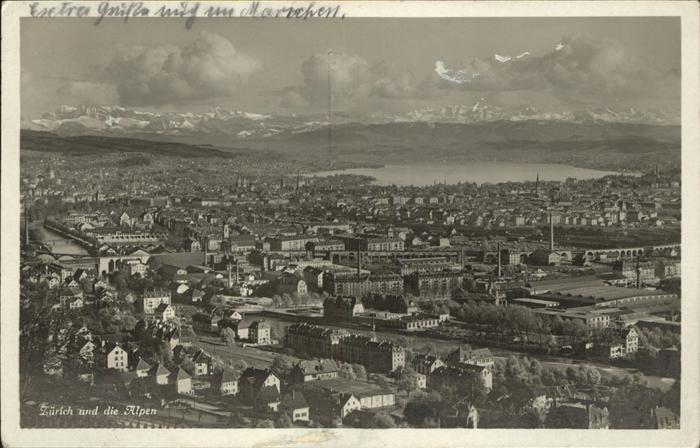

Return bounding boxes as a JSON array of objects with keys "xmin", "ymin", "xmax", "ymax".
[{"xmin": 20, "ymin": 130, "xmax": 235, "ymax": 158}]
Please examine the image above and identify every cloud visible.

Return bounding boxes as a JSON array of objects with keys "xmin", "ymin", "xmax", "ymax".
[
  {"xmin": 103, "ymin": 31, "xmax": 261, "ymax": 106},
  {"xmin": 280, "ymin": 52, "xmax": 439, "ymax": 109},
  {"xmin": 56, "ymin": 81, "xmax": 119, "ymax": 105},
  {"xmin": 297, "ymin": 52, "xmax": 372, "ymax": 106},
  {"xmin": 434, "ymin": 34, "xmax": 679, "ymax": 105}
]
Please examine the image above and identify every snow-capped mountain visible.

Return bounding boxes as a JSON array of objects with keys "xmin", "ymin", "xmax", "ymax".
[
  {"xmin": 390, "ymin": 100, "xmax": 678, "ymax": 126},
  {"xmin": 22, "ymin": 104, "xmax": 323, "ymax": 138},
  {"xmin": 22, "ymin": 102, "xmax": 679, "ymax": 140}
]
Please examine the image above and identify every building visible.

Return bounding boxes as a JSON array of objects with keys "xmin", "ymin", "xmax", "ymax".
[
  {"xmin": 429, "ymin": 364, "xmax": 493, "ymax": 391},
  {"xmin": 141, "ymin": 289, "xmax": 171, "ymax": 315},
  {"xmin": 396, "ymin": 257, "xmax": 454, "ymax": 276},
  {"xmin": 284, "ymin": 323, "xmax": 348, "ymax": 358},
  {"xmin": 290, "ymin": 359, "xmax": 340, "ymax": 383},
  {"xmin": 336, "ymin": 335, "xmax": 405, "ymax": 373},
  {"xmin": 651, "ymin": 406, "xmax": 680, "ymax": 429},
  {"xmin": 154, "ymin": 303, "xmax": 175, "ymax": 322},
  {"xmin": 545, "ymin": 403, "xmax": 610, "ymax": 429},
  {"xmin": 343, "ymin": 236, "xmax": 404, "ymax": 252},
  {"xmin": 445, "ymin": 345, "xmax": 495, "ymax": 367},
  {"xmin": 323, "ymin": 272, "xmax": 403, "ymax": 297},
  {"xmin": 248, "ymin": 320, "xmax": 271, "ymax": 345},
  {"xmin": 308, "ymin": 240, "xmax": 346, "ymax": 255},
  {"xmin": 192, "ymin": 313, "xmax": 221, "ymax": 334},
  {"xmin": 304, "ymin": 388, "xmax": 361, "ymax": 426},
  {"xmin": 238, "ymin": 368, "xmax": 281, "ymax": 405},
  {"xmin": 192, "ymin": 350, "xmax": 212, "ymax": 377},
  {"xmin": 268, "ymin": 236, "xmax": 319, "ymax": 252},
  {"xmin": 614, "ymin": 260, "xmax": 657, "ymax": 286},
  {"xmin": 412, "ymin": 354, "xmax": 445, "ymax": 376},
  {"xmin": 150, "ymin": 363, "xmax": 171, "ymax": 385},
  {"xmin": 284, "ymin": 323, "xmax": 405, "ymax": 373},
  {"xmin": 96, "ymin": 343, "xmax": 128, "ymax": 372},
  {"xmin": 280, "ymin": 391, "xmax": 310, "ymax": 423},
  {"xmin": 169, "ymin": 367, "xmax": 193, "ymax": 395},
  {"xmin": 211, "ymin": 369, "xmax": 239, "ymax": 396},
  {"xmin": 307, "ymin": 378, "xmax": 396, "ymax": 410},
  {"xmin": 529, "ymin": 249, "xmax": 562, "ymax": 266},
  {"xmin": 323, "ymin": 296, "xmax": 365, "ymax": 323},
  {"xmin": 597, "ymin": 327, "xmax": 639, "ymax": 359},
  {"xmin": 404, "ymin": 271, "xmax": 464, "ymax": 298}
]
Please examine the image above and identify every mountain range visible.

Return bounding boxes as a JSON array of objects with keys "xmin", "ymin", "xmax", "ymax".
[
  {"xmin": 22, "ymin": 102, "xmax": 679, "ymax": 140},
  {"xmin": 21, "ymin": 103, "xmax": 680, "ymax": 172}
]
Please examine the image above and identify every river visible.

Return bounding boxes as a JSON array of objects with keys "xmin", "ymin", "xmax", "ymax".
[
  {"xmin": 308, "ymin": 162, "xmax": 633, "ymax": 186},
  {"xmin": 34, "ymin": 222, "xmax": 89, "ymax": 255}
]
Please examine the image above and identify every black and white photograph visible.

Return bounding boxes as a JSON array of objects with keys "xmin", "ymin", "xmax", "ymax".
[{"xmin": 2, "ymin": 1, "xmax": 699, "ymax": 447}]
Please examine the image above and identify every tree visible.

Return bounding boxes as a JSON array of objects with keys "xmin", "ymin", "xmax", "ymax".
[
  {"xmin": 271, "ymin": 356, "xmax": 294, "ymax": 379},
  {"xmin": 338, "ymin": 363, "xmax": 357, "ymax": 380},
  {"xmin": 351, "ymin": 364, "xmax": 367, "ymax": 381},
  {"xmin": 370, "ymin": 412, "xmax": 396, "ymax": 428},
  {"xmin": 394, "ymin": 366, "xmax": 420, "ymax": 397},
  {"xmin": 329, "ymin": 417, "xmax": 343, "ymax": 428},
  {"xmin": 221, "ymin": 327, "xmax": 236, "ymax": 346},
  {"xmin": 275, "ymin": 413, "xmax": 294, "ymax": 428},
  {"xmin": 254, "ymin": 419, "xmax": 275, "ymax": 428}
]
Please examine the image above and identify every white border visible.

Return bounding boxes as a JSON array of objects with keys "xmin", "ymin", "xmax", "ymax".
[{"xmin": 2, "ymin": 2, "xmax": 699, "ymax": 447}]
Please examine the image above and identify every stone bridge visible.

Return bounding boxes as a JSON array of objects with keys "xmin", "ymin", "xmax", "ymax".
[{"xmin": 583, "ymin": 243, "xmax": 680, "ymax": 259}]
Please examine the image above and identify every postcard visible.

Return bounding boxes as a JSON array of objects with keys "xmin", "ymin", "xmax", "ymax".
[{"xmin": 2, "ymin": 1, "xmax": 699, "ymax": 447}]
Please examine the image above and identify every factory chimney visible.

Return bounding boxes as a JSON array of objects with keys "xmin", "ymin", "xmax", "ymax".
[
  {"xmin": 357, "ymin": 247, "xmax": 362, "ymax": 277},
  {"xmin": 549, "ymin": 212, "xmax": 554, "ymax": 252}
]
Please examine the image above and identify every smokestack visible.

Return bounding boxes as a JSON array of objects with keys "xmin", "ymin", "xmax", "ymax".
[
  {"xmin": 460, "ymin": 246, "xmax": 465, "ymax": 271},
  {"xmin": 227, "ymin": 261, "xmax": 232, "ymax": 287},
  {"xmin": 357, "ymin": 247, "xmax": 361, "ymax": 276},
  {"xmin": 549, "ymin": 212, "xmax": 554, "ymax": 252},
  {"xmin": 636, "ymin": 253, "xmax": 641, "ymax": 289},
  {"xmin": 497, "ymin": 243, "xmax": 501, "ymax": 278}
]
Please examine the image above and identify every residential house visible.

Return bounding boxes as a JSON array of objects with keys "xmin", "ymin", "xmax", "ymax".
[
  {"xmin": 169, "ymin": 367, "xmax": 193, "ymax": 395},
  {"xmin": 239, "ymin": 368, "xmax": 281, "ymax": 405},
  {"xmin": 96, "ymin": 343, "xmax": 128, "ymax": 372},
  {"xmin": 248, "ymin": 320, "xmax": 271, "ymax": 345},
  {"xmin": 150, "ymin": 363, "xmax": 171, "ymax": 385},
  {"xmin": 290, "ymin": 359, "xmax": 340, "ymax": 383},
  {"xmin": 154, "ymin": 303, "xmax": 176, "ymax": 322},
  {"xmin": 545, "ymin": 403, "xmax": 610, "ymax": 429},
  {"xmin": 141, "ymin": 289, "xmax": 171, "ymax": 315},
  {"xmin": 412, "ymin": 354, "xmax": 445, "ymax": 376},
  {"xmin": 211, "ymin": 369, "xmax": 239, "ymax": 396},
  {"xmin": 445, "ymin": 345, "xmax": 495, "ymax": 367},
  {"xmin": 256, "ymin": 386, "xmax": 281, "ymax": 413},
  {"xmin": 651, "ymin": 406, "xmax": 680, "ymax": 429},
  {"xmin": 192, "ymin": 350, "xmax": 212, "ymax": 377},
  {"xmin": 280, "ymin": 391, "xmax": 310, "ymax": 423},
  {"xmin": 134, "ymin": 358, "xmax": 151, "ymax": 378}
]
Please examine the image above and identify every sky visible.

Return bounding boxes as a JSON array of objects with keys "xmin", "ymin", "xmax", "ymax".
[{"xmin": 21, "ymin": 17, "xmax": 680, "ymax": 118}]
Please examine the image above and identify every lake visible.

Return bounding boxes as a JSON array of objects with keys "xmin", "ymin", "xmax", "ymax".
[{"xmin": 309, "ymin": 162, "xmax": 628, "ymax": 186}]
